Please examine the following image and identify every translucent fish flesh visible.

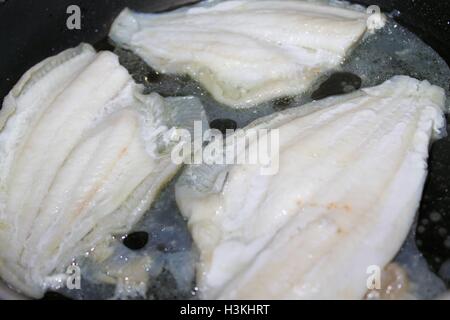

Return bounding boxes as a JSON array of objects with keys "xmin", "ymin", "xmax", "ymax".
[
  {"xmin": 175, "ymin": 76, "xmax": 447, "ymax": 299},
  {"xmin": 0, "ymin": 43, "xmax": 207, "ymax": 298},
  {"xmin": 109, "ymin": 0, "xmax": 384, "ymax": 108}
]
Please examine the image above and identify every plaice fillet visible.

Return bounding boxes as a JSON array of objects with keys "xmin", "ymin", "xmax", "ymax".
[
  {"xmin": 175, "ymin": 76, "xmax": 447, "ymax": 299},
  {"xmin": 109, "ymin": 0, "xmax": 384, "ymax": 108},
  {"xmin": 0, "ymin": 43, "xmax": 207, "ymax": 298}
]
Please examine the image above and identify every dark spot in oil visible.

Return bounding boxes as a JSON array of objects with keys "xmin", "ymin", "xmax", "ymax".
[
  {"xmin": 311, "ymin": 72, "xmax": 362, "ymax": 100},
  {"xmin": 176, "ymin": 74, "xmax": 192, "ymax": 85},
  {"xmin": 123, "ymin": 231, "xmax": 149, "ymax": 250},
  {"xmin": 93, "ymin": 38, "xmax": 115, "ymax": 52},
  {"xmin": 145, "ymin": 69, "xmax": 161, "ymax": 83},
  {"xmin": 273, "ymin": 96, "xmax": 295, "ymax": 111},
  {"xmin": 41, "ymin": 291, "xmax": 72, "ymax": 300},
  {"xmin": 209, "ymin": 118, "xmax": 237, "ymax": 135},
  {"xmin": 156, "ymin": 243, "xmax": 169, "ymax": 252},
  {"xmin": 146, "ymin": 268, "xmax": 194, "ymax": 300}
]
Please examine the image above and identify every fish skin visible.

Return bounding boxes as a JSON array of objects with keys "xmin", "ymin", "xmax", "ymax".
[
  {"xmin": 175, "ymin": 76, "xmax": 446, "ymax": 299},
  {"xmin": 109, "ymin": 0, "xmax": 382, "ymax": 108},
  {"xmin": 0, "ymin": 44, "xmax": 207, "ymax": 298}
]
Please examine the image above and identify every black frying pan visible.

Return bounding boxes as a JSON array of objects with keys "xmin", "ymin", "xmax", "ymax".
[{"xmin": 0, "ymin": 0, "xmax": 449, "ymax": 298}]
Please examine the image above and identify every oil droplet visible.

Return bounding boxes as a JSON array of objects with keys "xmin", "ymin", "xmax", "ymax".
[
  {"xmin": 430, "ymin": 211, "xmax": 442, "ymax": 222},
  {"xmin": 209, "ymin": 118, "xmax": 237, "ymax": 135},
  {"xmin": 123, "ymin": 231, "xmax": 149, "ymax": 250},
  {"xmin": 311, "ymin": 72, "xmax": 362, "ymax": 100}
]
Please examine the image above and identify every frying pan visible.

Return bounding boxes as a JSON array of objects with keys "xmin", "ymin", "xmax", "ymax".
[{"xmin": 0, "ymin": 0, "xmax": 449, "ymax": 300}]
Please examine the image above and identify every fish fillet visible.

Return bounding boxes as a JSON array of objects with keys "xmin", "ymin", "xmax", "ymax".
[
  {"xmin": 175, "ymin": 76, "xmax": 447, "ymax": 299},
  {"xmin": 0, "ymin": 43, "xmax": 207, "ymax": 297},
  {"xmin": 109, "ymin": 0, "xmax": 384, "ymax": 108}
]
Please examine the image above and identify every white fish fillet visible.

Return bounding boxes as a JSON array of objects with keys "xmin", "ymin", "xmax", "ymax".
[
  {"xmin": 109, "ymin": 0, "xmax": 384, "ymax": 108},
  {"xmin": 0, "ymin": 44, "xmax": 207, "ymax": 297},
  {"xmin": 175, "ymin": 76, "xmax": 447, "ymax": 299}
]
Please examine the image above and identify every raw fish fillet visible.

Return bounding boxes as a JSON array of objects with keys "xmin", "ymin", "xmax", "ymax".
[
  {"xmin": 0, "ymin": 43, "xmax": 207, "ymax": 297},
  {"xmin": 109, "ymin": 0, "xmax": 384, "ymax": 108},
  {"xmin": 175, "ymin": 76, "xmax": 447, "ymax": 299}
]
